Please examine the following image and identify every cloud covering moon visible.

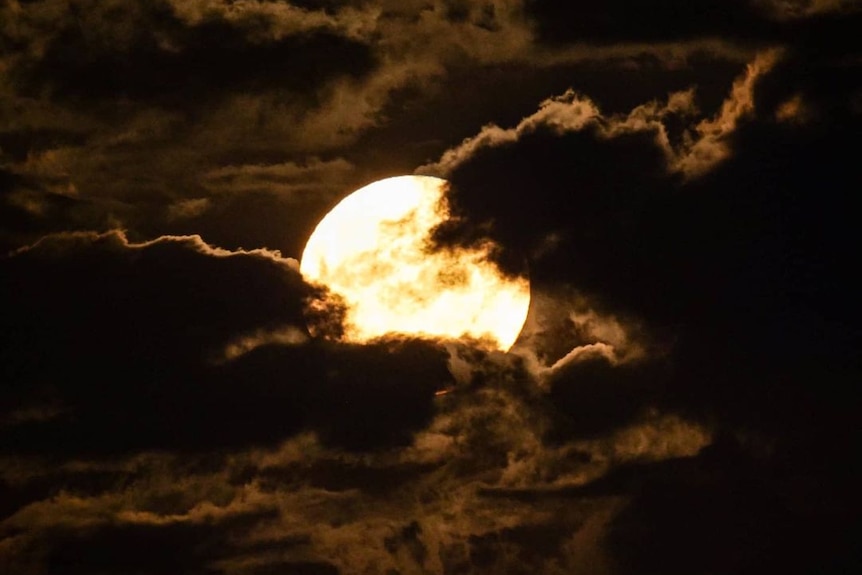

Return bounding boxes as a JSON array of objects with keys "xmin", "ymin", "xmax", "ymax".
[{"xmin": 300, "ymin": 175, "xmax": 530, "ymax": 350}]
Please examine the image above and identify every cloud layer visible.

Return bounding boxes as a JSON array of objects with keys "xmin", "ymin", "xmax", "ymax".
[{"xmin": 2, "ymin": 1, "xmax": 860, "ymax": 574}]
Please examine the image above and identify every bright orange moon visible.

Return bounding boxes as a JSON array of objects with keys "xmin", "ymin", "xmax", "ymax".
[{"xmin": 299, "ymin": 175, "xmax": 530, "ymax": 350}]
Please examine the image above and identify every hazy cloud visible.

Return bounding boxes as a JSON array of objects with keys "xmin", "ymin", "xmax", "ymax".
[
  {"xmin": 167, "ymin": 0, "xmax": 379, "ymax": 42},
  {"xmin": 200, "ymin": 158, "xmax": 355, "ymax": 197},
  {"xmin": 756, "ymin": 0, "xmax": 862, "ymax": 19}
]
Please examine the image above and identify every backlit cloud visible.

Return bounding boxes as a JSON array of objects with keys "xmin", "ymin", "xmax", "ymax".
[{"xmin": 420, "ymin": 50, "xmax": 781, "ymax": 179}]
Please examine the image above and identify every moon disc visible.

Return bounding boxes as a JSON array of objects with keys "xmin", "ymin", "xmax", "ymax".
[{"xmin": 300, "ymin": 175, "xmax": 529, "ymax": 350}]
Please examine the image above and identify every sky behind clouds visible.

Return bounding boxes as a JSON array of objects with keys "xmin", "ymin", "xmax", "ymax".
[{"xmin": 2, "ymin": 1, "xmax": 860, "ymax": 573}]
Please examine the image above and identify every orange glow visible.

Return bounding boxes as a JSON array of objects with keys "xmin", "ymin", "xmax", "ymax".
[{"xmin": 300, "ymin": 175, "xmax": 530, "ymax": 350}]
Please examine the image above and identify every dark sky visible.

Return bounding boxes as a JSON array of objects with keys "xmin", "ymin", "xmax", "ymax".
[{"xmin": 2, "ymin": 1, "xmax": 860, "ymax": 574}]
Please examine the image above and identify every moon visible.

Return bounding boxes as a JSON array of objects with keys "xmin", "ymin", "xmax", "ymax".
[{"xmin": 299, "ymin": 175, "xmax": 530, "ymax": 351}]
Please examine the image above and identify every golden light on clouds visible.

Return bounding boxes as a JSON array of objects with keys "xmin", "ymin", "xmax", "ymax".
[{"xmin": 300, "ymin": 175, "xmax": 530, "ymax": 350}]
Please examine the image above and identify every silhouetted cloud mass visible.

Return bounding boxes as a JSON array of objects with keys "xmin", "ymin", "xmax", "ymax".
[{"xmin": 2, "ymin": 1, "xmax": 859, "ymax": 573}]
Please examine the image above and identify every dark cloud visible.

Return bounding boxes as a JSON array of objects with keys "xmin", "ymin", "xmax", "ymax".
[
  {"xmin": 429, "ymin": 47, "xmax": 860, "ymax": 475},
  {"xmin": 6, "ymin": 0, "xmax": 375, "ymax": 106},
  {"xmin": 21, "ymin": 508, "xmax": 281, "ymax": 575},
  {"xmin": 605, "ymin": 437, "xmax": 861, "ymax": 575},
  {"xmin": 531, "ymin": 0, "xmax": 759, "ymax": 42},
  {"xmin": 253, "ymin": 458, "xmax": 440, "ymax": 497},
  {"xmin": 305, "ymin": 340, "xmax": 452, "ymax": 451},
  {"xmin": 249, "ymin": 562, "xmax": 340, "ymax": 575},
  {"xmin": 29, "ymin": 20, "xmax": 371, "ymax": 105},
  {"xmin": 0, "ymin": 231, "xmax": 450, "ymax": 458},
  {"xmin": 527, "ymin": 0, "xmax": 861, "ymax": 45},
  {"xmin": 545, "ymin": 356, "xmax": 667, "ymax": 440},
  {"xmin": 434, "ymin": 123, "xmax": 683, "ymax": 323},
  {"xmin": 1, "ymin": 231, "xmax": 308, "ymax": 453},
  {"xmin": 2, "ymin": 1, "xmax": 859, "ymax": 573}
]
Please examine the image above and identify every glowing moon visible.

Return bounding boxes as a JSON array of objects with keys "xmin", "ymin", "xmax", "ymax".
[{"xmin": 299, "ymin": 175, "xmax": 530, "ymax": 350}]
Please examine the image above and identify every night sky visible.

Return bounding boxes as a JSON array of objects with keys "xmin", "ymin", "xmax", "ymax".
[{"xmin": 2, "ymin": 1, "xmax": 861, "ymax": 574}]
